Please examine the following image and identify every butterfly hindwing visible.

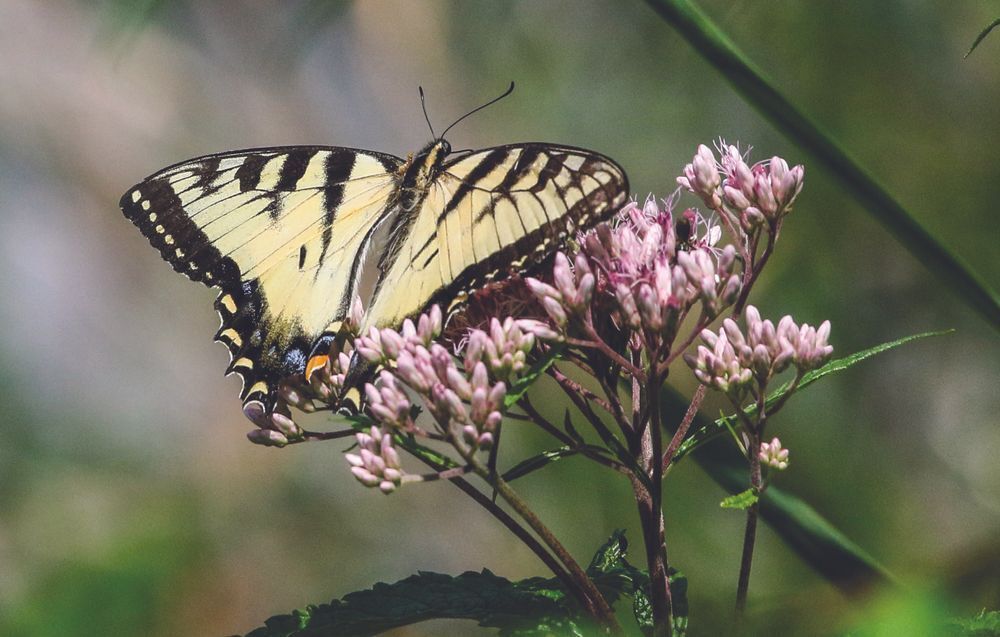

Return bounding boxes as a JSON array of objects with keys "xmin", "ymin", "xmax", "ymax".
[
  {"xmin": 121, "ymin": 146, "xmax": 404, "ymax": 406},
  {"xmin": 362, "ymin": 143, "xmax": 629, "ymax": 329}
]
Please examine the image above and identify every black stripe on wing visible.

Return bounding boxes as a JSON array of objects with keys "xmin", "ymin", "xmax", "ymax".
[
  {"xmin": 432, "ymin": 143, "xmax": 629, "ymax": 306},
  {"xmin": 120, "ymin": 145, "xmax": 404, "ymax": 411}
]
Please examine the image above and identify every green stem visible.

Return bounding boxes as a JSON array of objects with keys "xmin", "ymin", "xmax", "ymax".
[
  {"xmin": 736, "ymin": 429, "xmax": 763, "ymax": 613},
  {"xmin": 466, "ymin": 454, "xmax": 624, "ymax": 635},
  {"xmin": 404, "ymin": 448, "xmax": 577, "ymax": 602}
]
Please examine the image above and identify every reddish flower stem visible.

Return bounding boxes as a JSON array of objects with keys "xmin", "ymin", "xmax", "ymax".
[
  {"xmin": 735, "ymin": 428, "xmax": 763, "ymax": 613},
  {"xmin": 661, "ymin": 383, "xmax": 707, "ymax": 472},
  {"xmin": 459, "ymin": 449, "xmax": 623, "ymax": 635},
  {"xmin": 634, "ymin": 369, "xmax": 673, "ymax": 635}
]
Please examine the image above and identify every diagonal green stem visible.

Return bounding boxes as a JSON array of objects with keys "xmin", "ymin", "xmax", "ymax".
[{"xmin": 643, "ymin": 0, "xmax": 1000, "ymax": 330}]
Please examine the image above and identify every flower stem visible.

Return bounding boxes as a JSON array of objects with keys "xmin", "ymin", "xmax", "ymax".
[
  {"xmin": 735, "ymin": 429, "xmax": 763, "ymax": 612},
  {"xmin": 466, "ymin": 454, "xmax": 623, "ymax": 635},
  {"xmin": 638, "ymin": 371, "xmax": 673, "ymax": 635},
  {"xmin": 662, "ymin": 383, "xmax": 706, "ymax": 472},
  {"xmin": 404, "ymin": 449, "xmax": 578, "ymax": 597}
]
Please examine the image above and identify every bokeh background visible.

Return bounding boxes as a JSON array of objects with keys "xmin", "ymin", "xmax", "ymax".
[{"xmin": 1, "ymin": 1, "xmax": 997, "ymax": 635}]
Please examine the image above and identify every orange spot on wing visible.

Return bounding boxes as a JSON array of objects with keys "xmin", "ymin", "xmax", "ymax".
[{"xmin": 305, "ymin": 354, "xmax": 330, "ymax": 383}]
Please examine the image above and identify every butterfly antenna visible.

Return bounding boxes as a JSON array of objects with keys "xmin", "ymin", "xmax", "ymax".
[
  {"xmin": 419, "ymin": 86, "xmax": 436, "ymax": 139},
  {"xmin": 440, "ymin": 81, "xmax": 515, "ymax": 140}
]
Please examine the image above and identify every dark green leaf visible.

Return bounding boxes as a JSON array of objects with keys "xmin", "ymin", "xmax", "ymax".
[
  {"xmin": 673, "ymin": 330, "xmax": 951, "ymax": 462},
  {"xmin": 643, "ymin": 0, "xmax": 1000, "ymax": 329},
  {"xmin": 505, "ymin": 345, "xmax": 566, "ymax": 409},
  {"xmin": 966, "ymin": 18, "xmax": 1000, "ymax": 58},
  {"xmin": 587, "ymin": 529, "xmax": 630, "ymax": 575},
  {"xmin": 720, "ymin": 488, "xmax": 758, "ymax": 510},
  {"xmin": 502, "ymin": 445, "xmax": 609, "ymax": 482},
  {"xmin": 584, "ymin": 531, "xmax": 689, "ymax": 636},
  {"xmin": 340, "ymin": 413, "xmax": 376, "ymax": 430},
  {"xmin": 395, "ymin": 433, "xmax": 460, "ymax": 470},
  {"xmin": 242, "ymin": 570, "xmax": 583, "ymax": 637}
]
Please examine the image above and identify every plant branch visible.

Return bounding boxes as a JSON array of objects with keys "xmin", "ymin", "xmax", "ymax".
[
  {"xmin": 517, "ymin": 397, "xmax": 630, "ymax": 475},
  {"xmin": 735, "ymin": 428, "xmax": 763, "ymax": 613},
  {"xmin": 641, "ymin": 370, "xmax": 673, "ymax": 634},
  {"xmin": 463, "ymin": 451, "xmax": 623, "ymax": 635},
  {"xmin": 662, "ymin": 383, "xmax": 707, "ymax": 471}
]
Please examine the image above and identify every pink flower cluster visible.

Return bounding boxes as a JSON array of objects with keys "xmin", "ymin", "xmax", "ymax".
[
  {"xmin": 464, "ymin": 317, "xmax": 537, "ymax": 382},
  {"xmin": 346, "ymin": 309, "xmax": 543, "ymax": 491},
  {"xmin": 527, "ymin": 196, "xmax": 742, "ymax": 343},
  {"xmin": 758, "ymin": 437, "xmax": 790, "ymax": 471},
  {"xmin": 685, "ymin": 305, "xmax": 832, "ymax": 395},
  {"xmin": 346, "ymin": 426, "xmax": 405, "ymax": 493},
  {"xmin": 678, "ymin": 143, "xmax": 804, "ymax": 232}
]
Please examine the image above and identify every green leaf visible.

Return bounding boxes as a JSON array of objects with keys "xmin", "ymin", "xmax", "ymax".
[
  {"xmin": 501, "ymin": 445, "xmax": 609, "ymax": 482},
  {"xmin": 584, "ymin": 531, "xmax": 689, "ymax": 636},
  {"xmin": 672, "ymin": 330, "xmax": 951, "ymax": 462},
  {"xmin": 243, "ymin": 570, "xmax": 584, "ymax": 637},
  {"xmin": 966, "ymin": 18, "xmax": 1000, "ymax": 58},
  {"xmin": 720, "ymin": 488, "xmax": 758, "ymax": 510},
  {"xmin": 395, "ymin": 433, "xmax": 461, "ymax": 470},
  {"xmin": 505, "ymin": 345, "xmax": 566, "ymax": 409},
  {"xmin": 643, "ymin": 0, "xmax": 1000, "ymax": 330}
]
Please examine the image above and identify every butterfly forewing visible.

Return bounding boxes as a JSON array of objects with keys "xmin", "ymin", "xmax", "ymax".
[
  {"xmin": 121, "ymin": 146, "xmax": 403, "ymax": 406},
  {"xmin": 362, "ymin": 144, "xmax": 629, "ymax": 330},
  {"xmin": 123, "ymin": 139, "xmax": 628, "ymax": 415}
]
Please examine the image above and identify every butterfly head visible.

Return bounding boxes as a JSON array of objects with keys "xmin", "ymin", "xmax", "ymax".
[{"xmin": 404, "ymin": 138, "xmax": 453, "ymax": 194}]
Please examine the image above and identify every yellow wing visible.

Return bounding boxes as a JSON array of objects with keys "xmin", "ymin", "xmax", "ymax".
[
  {"xmin": 362, "ymin": 144, "xmax": 629, "ymax": 330},
  {"xmin": 121, "ymin": 146, "xmax": 403, "ymax": 408}
]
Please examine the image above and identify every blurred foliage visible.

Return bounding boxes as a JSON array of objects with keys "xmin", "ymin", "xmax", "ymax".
[{"xmin": 0, "ymin": 1, "xmax": 997, "ymax": 636}]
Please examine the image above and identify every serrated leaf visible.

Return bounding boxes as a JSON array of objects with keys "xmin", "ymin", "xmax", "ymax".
[
  {"xmin": 720, "ymin": 488, "xmax": 758, "ymax": 510},
  {"xmin": 672, "ymin": 331, "xmax": 950, "ymax": 462},
  {"xmin": 505, "ymin": 345, "xmax": 566, "ymax": 409},
  {"xmin": 584, "ymin": 531, "xmax": 689, "ymax": 636},
  {"xmin": 587, "ymin": 529, "xmax": 630, "ymax": 575},
  {"xmin": 243, "ymin": 570, "xmax": 583, "ymax": 637}
]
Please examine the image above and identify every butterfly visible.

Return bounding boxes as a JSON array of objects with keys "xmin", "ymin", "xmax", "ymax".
[{"xmin": 121, "ymin": 90, "xmax": 629, "ymax": 416}]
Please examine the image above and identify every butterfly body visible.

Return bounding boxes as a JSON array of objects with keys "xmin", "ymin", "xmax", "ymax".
[{"xmin": 122, "ymin": 136, "xmax": 628, "ymax": 413}]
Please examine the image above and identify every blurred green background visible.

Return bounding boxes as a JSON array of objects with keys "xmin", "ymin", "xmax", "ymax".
[{"xmin": 0, "ymin": 1, "xmax": 997, "ymax": 635}]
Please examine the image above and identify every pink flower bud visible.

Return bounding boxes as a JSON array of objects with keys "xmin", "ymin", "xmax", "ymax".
[
  {"xmin": 516, "ymin": 319, "xmax": 562, "ymax": 342},
  {"xmin": 615, "ymin": 285, "xmax": 641, "ymax": 329},
  {"xmin": 269, "ymin": 411, "xmax": 301, "ymax": 438},
  {"xmin": 759, "ymin": 437, "xmax": 789, "ymax": 470},
  {"xmin": 247, "ymin": 428, "xmax": 288, "ymax": 447},
  {"xmin": 541, "ymin": 296, "xmax": 568, "ymax": 327},
  {"xmin": 525, "ymin": 277, "xmax": 559, "ymax": 301}
]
